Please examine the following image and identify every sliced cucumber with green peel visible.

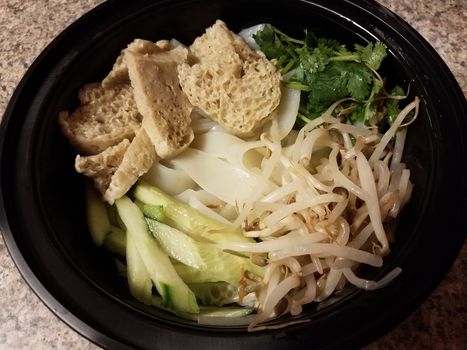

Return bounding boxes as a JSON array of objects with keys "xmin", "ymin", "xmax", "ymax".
[
  {"xmin": 146, "ymin": 218, "xmax": 205, "ymax": 269},
  {"xmin": 142, "ymin": 204, "xmax": 166, "ymax": 222},
  {"xmin": 151, "ymin": 296, "xmax": 253, "ymax": 322},
  {"xmin": 85, "ymin": 183, "xmax": 112, "ymax": 246},
  {"xmin": 115, "ymin": 196, "xmax": 199, "ymax": 314},
  {"xmin": 134, "ymin": 182, "xmax": 252, "ymax": 243},
  {"xmin": 126, "ymin": 231, "xmax": 152, "ymax": 305},
  {"xmin": 174, "ymin": 242, "xmax": 264, "ymax": 286},
  {"xmin": 188, "ymin": 282, "xmax": 239, "ymax": 306}
]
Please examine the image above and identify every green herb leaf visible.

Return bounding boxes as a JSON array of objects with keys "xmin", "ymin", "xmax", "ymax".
[
  {"xmin": 355, "ymin": 41, "xmax": 387, "ymax": 70},
  {"xmin": 363, "ymin": 77, "xmax": 384, "ymax": 123},
  {"xmin": 254, "ymin": 25, "xmax": 389, "ymax": 123},
  {"xmin": 253, "ymin": 24, "xmax": 298, "ymax": 67},
  {"xmin": 348, "ymin": 103, "xmax": 366, "ymax": 124}
]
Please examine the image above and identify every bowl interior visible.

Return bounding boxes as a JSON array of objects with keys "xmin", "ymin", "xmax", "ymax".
[
  {"xmin": 2, "ymin": 0, "xmax": 465, "ymax": 349},
  {"xmin": 36, "ymin": 0, "xmax": 432, "ymax": 323}
]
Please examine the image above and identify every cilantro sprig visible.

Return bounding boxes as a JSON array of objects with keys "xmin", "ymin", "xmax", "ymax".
[{"xmin": 254, "ymin": 25, "xmax": 405, "ymax": 128}]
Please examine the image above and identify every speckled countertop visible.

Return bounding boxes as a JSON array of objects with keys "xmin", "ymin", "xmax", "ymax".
[{"xmin": 0, "ymin": 0, "xmax": 465, "ymax": 349}]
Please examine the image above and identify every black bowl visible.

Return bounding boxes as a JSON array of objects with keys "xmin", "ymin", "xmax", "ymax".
[{"xmin": 1, "ymin": 0, "xmax": 466, "ymax": 349}]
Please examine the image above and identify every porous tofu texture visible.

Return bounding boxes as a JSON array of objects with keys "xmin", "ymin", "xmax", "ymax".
[
  {"xmin": 58, "ymin": 83, "xmax": 140, "ymax": 155},
  {"xmin": 75, "ymin": 128, "xmax": 156, "ymax": 205},
  {"xmin": 178, "ymin": 20, "xmax": 281, "ymax": 138},
  {"xmin": 125, "ymin": 46, "xmax": 194, "ymax": 159}
]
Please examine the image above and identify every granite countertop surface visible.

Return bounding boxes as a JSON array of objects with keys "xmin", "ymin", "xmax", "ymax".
[{"xmin": 0, "ymin": 0, "xmax": 465, "ymax": 349}]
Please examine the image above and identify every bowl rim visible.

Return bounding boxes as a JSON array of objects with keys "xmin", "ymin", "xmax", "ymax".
[{"xmin": 1, "ymin": 0, "xmax": 466, "ymax": 349}]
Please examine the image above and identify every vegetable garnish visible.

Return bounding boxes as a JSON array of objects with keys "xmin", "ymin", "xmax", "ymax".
[{"xmin": 254, "ymin": 24, "xmax": 405, "ymax": 127}]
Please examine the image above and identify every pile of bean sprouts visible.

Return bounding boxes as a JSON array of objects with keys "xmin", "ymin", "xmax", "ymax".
[{"xmin": 207, "ymin": 96, "xmax": 420, "ymax": 330}]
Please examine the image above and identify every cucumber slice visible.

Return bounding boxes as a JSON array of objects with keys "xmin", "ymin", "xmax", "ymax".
[
  {"xmin": 126, "ymin": 231, "xmax": 152, "ymax": 305},
  {"xmin": 115, "ymin": 196, "xmax": 199, "ymax": 313},
  {"xmin": 174, "ymin": 243, "xmax": 264, "ymax": 286},
  {"xmin": 197, "ymin": 306, "xmax": 253, "ymax": 318},
  {"xmin": 142, "ymin": 204, "xmax": 166, "ymax": 222},
  {"xmin": 134, "ymin": 182, "xmax": 252, "ymax": 243},
  {"xmin": 103, "ymin": 226, "xmax": 126, "ymax": 256},
  {"xmin": 85, "ymin": 183, "xmax": 112, "ymax": 246},
  {"xmin": 196, "ymin": 307, "xmax": 255, "ymax": 326},
  {"xmin": 151, "ymin": 296, "xmax": 253, "ymax": 323},
  {"xmin": 188, "ymin": 282, "xmax": 239, "ymax": 306},
  {"xmin": 146, "ymin": 218, "xmax": 205, "ymax": 269}
]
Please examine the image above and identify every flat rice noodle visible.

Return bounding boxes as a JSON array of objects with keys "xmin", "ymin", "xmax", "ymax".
[
  {"xmin": 192, "ymin": 131, "xmax": 264, "ymax": 170},
  {"xmin": 185, "ymin": 194, "xmax": 233, "ymax": 225},
  {"xmin": 141, "ymin": 161, "xmax": 196, "ymax": 195},
  {"xmin": 170, "ymin": 148, "xmax": 275, "ymax": 206},
  {"xmin": 176, "ymin": 188, "xmax": 225, "ymax": 207},
  {"xmin": 263, "ymin": 86, "xmax": 300, "ymax": 140},
  {"xmin": 176, "ymin": 189, "xmax": 239, "ymax": 222}
]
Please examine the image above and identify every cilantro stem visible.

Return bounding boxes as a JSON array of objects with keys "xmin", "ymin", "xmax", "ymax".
[
  {"xmin": 276, "ymin": 32, "xmax": 305, "ymax": 45},
  {"xmin": 329, "ymin": 54, "xmax": 361, "ymax": 62},
  {"xmin": 298, "ymin": 112, "xmax": 312, "ymax": 124},
  {"xmin": 275, "ymin": 28, "xmax": 304, "ymax": 45},
  {"xmin": 281, "ymin": 59, "xmax": 296, "ymax": 74},
  {"xmin": 285, "ymin": 81, "xmax": 312, "ymax": 91}
]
